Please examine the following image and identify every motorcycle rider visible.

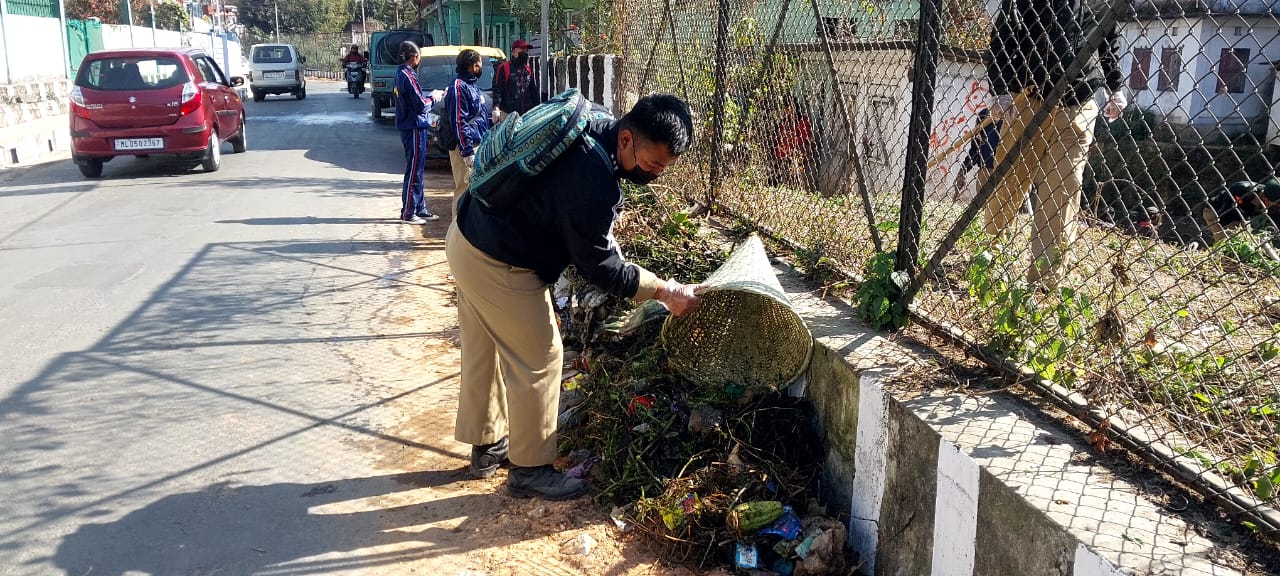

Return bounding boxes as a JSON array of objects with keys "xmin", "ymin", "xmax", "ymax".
[
  {"xmin": 341, "ymin": 44, "xmax": 367, "ymax": 66},
  {"xmin": 341, "ymin": 45, "xmax": 368, "ymax": 97}
]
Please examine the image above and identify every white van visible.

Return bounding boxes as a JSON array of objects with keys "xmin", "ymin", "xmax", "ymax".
[{"xmin": 248, "ymin": 44, "xmax": 306, "ymax": 101}]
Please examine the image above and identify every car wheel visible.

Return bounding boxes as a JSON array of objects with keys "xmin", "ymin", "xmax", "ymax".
[
  {"xmin": 230, "ymin": 114, "xmax": 247, "ymax": 153},
  {"xmin": 201, "ymin": 129, "xmax": 221, "ymax": 172},
  {"xmin": 296, "ymin": 87, "xmax": 306, "ymax": 100},
  {"xmin": 78, "ymin": 159, "xmax": 104, "ymax": 178},
  {"xmin": 371, "ymin": 96, "xmax": 382, "ymax": 119},
  {"xmin": 252, "ymin": 89, "xmax": 264, "ymax": 102}
]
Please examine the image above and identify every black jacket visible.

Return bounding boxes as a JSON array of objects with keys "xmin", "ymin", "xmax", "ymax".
[
  {"xmin": 987, "ymin": 0, "xmax": 1123, "ymax": 107},
  {"xmin": 455, "ymin": 118, "xmax": 644, "ymax": 297},
  {"xmin": 495, "ymin": 59, "xmax": 539, "ymax": 115}
]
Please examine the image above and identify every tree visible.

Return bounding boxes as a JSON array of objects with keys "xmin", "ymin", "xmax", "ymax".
[
  {"xmin": 65, "ymin": 0, "xmax": 123, "ymax": 21},
  {"xmin": 238, "ymin": 0, "xmax": 347, "ymax": 34},
  {"xmin": 65, "ymin": 0, "xmax": 191, "ymax": 29}
]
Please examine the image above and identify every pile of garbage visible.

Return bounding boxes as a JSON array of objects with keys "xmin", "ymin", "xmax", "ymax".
[{"xmin": 552, "ymin": 272, "xmax": 854, "ymax": 574}]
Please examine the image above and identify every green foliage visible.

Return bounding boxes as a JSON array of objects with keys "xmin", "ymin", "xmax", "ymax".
[
  {"xmin": 1183, "ymin": 447, "xmax": 1280, "ymax": 503},
  {"xmin": 1259, "ymin": 339, "xmax": 1280, "ymax": 362},
  {"xmin": 943, "ymin": 0, "xmax": 991, "ymax": 50},
  {"xmin": 659, "ymin": 210, "xmax": 698, "ymax": 241},
  {"xmin": 1215, "ymin": 232, "xmax": 1280, "ymax": 277},
  {"xmin": 152, "ymin": 1, "xmax": 190, "ymax": 31},
  {"xmin": 239, "ymin": 0, "xmax": 348, "ymax": 34},
  {"xmin": 966, "ymin": 248, "xmax": 1095, "ymax": 388},
  {"xmin": 852, "ymin": 252, "xmax": 909, "ymax": 332}
]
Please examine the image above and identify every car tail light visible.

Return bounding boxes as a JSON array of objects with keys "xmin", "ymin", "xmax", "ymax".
[
  {"xmin": 179, "ymin": 81, "xmax": 200, "ymax": 116},
  {"xmin": 375, "ymin": 81, "xmax": 386, "ymax": 88},
  {"xmin": 69, "ymin": 86, "xmax": 92, "ymax": 120}
]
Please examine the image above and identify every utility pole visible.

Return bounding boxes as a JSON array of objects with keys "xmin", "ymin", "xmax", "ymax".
[
  {"xmin": 540, "ymin": 0, "xmax": 548, "ymax": 99},
  {"xmin": 360, "ymin": 0, "xmax": 367, "ymax": 47},
  {"xmin": 274, "ymin": 1, "xmax": 279, "ymax": 41},
  {"xmin": 480, "ymin": 0, "xmax": 485, "ymax": 46}
]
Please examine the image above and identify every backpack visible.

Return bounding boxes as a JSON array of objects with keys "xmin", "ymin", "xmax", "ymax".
[{"xmin": 467, "ymin": 88, "xmax": 613, "ymax": 209}]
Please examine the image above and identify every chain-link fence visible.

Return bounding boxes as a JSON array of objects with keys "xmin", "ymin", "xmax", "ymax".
[{"xmin": 615, "ymin": 0, "xmax": 1280, "ymax": 536}]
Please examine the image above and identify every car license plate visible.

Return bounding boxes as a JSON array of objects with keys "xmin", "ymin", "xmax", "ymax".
[
  {"xmin": 265, "ymin": 72, "xmax": 284, "ymax": 79},
  {"xmin": 114, "ymin": 138, "xmax": 163, "ymax": 151}
]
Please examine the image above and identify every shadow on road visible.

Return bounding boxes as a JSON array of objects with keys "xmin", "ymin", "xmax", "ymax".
[
  {"xmin": 0, "ymin": 235, "xmax": 461, "ymax": 570},
  {"xmin": 51, "ymin": 472, "xmax": 507, "ymax": 575},
  {"xmin": 217, "ymin": 217, "xmax": 407, "ymax": 226}
]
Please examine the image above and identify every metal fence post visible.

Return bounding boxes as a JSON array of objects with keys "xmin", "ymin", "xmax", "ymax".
[
  {"xmin": 708, "ymin": 0, "xmax": 730, "ymax": 206},
  {"xmin": 811, "ymin": 0, "xmax": 881, "ymax": 251},
  {"xmin": 894, "ymin": 0, "xmax": 943, "ymax": 280}
]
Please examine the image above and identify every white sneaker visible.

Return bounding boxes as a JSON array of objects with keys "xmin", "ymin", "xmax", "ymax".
[
  {"xmin": 402, "ymin": 216, "xmax": 427, "ymax": 224},
  {"xmin": 417, "ymin": 212, "xmax": 440, "ymax": 221}
]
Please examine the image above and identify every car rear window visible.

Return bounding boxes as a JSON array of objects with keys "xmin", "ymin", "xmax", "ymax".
[
  {"xmin": 252, "ymin": 46, "xmax": 294, "ymax": 64},
  {"xmin": 77, "ymin": 56, "xmax": 189, "ymax": 91},
  {"xmin": 374, "ymin": 31, "xmax": 426, "ymax": 65},
  {"xmin": 417, "ymin": 55, "xmax": 498, "ymax": 91}
]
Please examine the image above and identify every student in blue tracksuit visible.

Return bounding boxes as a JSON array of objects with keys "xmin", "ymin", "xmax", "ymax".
[
  {"xmin": 394, "ymin": 41, "xmax": 444, "ymax": 224},
  {"xmin": 440, "ymin": 49, "xmax": 492, "ymax": 211}
]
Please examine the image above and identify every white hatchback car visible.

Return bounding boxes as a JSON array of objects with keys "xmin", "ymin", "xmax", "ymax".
[{"xmin": 248, "ymin": 43, "xmax": 306, "ymax": 101}]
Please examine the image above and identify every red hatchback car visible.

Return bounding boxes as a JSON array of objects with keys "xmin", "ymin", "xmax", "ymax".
[{"xmin": 70, "ymin": 47, "xmax": 247, "ymax": 178}]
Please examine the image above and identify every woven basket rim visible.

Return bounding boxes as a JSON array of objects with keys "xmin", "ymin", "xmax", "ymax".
[{"xmin": 661, "ymin": 286, "xmax": 814, "ymax": 388}]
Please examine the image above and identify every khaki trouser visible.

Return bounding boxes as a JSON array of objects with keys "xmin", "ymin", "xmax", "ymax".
[
  {"xmin": 446, "ymin": 222, "xmax": 562, "ymax": 467},
  {"xmin": 985, "ymin": 93, "xmax": 1099, "ymax": 288},
  {"xmin": 448, "ymin": 149, "xmax": 472, "ymax": 219}
]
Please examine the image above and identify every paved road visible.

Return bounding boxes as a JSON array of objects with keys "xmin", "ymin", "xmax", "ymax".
[{"xmin": 0, "ymin": 80, "xmax": 474, "ymax": 574}]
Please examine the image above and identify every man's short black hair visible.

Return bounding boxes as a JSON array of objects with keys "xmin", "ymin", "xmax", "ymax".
[
  {"xmin": 456, "ymin": 49, "xmax": 482, "ymax": 74},
  {"xmin": 619, "ymin": 94, "xmax": 694, "ymax": 155}
]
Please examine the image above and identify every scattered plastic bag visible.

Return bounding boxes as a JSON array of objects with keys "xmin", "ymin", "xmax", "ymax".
[
  {"xmin": 735, "ymin": 542, "xmax": 760, "ymax": 569},
  {"xmin": 560, "ymin": 533, "xmax": 596, "ymax": 556},
  {"xmin": 758, "ymin": 505, "xmax": 802, "ymax": 540},
  {"xmin": 598, "ymin": 300, "xmax": 670, "ymax": 338}
]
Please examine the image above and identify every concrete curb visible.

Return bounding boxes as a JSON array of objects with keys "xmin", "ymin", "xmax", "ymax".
[
  {"xmin": 0, "ymin": 114, "xmax": 70, "ymax": 169},
  {"xmin": 774, "ymin": 259, "xmax": 1245, "ymax": 575}
]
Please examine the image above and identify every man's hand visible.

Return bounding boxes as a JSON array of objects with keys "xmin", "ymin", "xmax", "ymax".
[
  {"xmin": 654, "ymin": 279, "xmax": 706, "ymax": 316},
  {"xmin": 462, "ymin": 154, "xmax": 475, "ymax": 169},
  {"xmin": 428, "ymin": 89, "xmax": 446, "ymax": 103},
  {"xmin": 491, "ymin": 108, "xmax": 504, "ymax": 124},
  {"xmin": 1103, "ymin": 91, "xmax": 1128, "ymax": 122},
  {"xmin": 990, "ymin": 94, "xmax": 1016, "ymax": 121}
]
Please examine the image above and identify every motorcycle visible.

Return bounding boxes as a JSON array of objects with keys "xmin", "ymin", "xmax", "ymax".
[{"xmin": 344, "ymin": 62, "xmax": 367, "ymax": 98}]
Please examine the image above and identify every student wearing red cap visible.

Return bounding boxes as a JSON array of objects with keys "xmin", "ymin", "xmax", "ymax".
[{"xmin": 493, "ymin": 38, "xmax": 540, "ymax": 123}]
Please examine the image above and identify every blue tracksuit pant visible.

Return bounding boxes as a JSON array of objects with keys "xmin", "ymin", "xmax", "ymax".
[{"xmin": 401, "ymin": 129, "xmax": 428, "ymax": 219}]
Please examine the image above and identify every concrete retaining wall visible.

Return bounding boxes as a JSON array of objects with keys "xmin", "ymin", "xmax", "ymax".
[
  {"xmin": 0, "ymin": 14, "xmax": 67, "ymax": 84},
  {"xmin": 776, "ymin": 260, "xmax": 1246, "ymax": 575}
]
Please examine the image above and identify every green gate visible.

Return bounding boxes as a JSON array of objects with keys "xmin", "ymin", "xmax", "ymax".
[{"xmin": 66, "ymin": 19, "xmax": 104, "ymax": 79}]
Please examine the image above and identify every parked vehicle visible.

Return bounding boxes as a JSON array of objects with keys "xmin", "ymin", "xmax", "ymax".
[
  {"xmin": 68, "ymin": 47, "xmax": 247, "ymax": 178},
  {"xmin": 248, "ymin": 43, "xmax": 306, "ymax": 101},
  {"xmin": 420, "ymin": 45, "xmax": 503, "ymax": 160},
  {"xmin": 345, "ymin": 61, "xmax": 367, "ymax": 98},
  {"xmin": 368, "ymin": 29, "xmax": 428, "ymax": 119}
]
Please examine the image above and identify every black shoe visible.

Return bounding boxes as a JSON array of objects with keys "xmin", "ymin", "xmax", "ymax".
[
  {"xmin": 416, "ymin": 212, "xmax": 440, "ymax": 221},
  {"xmin": 470, "ymin": 437, "xmax": 509, "ymax": 478},
  {"xmin": 507, "ymin": 465, "xmax": 588, "ymax": 500}
]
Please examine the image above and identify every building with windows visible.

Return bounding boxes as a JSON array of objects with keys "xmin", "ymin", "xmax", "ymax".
[
  {"xmin": 419, "ymin": 0, "xmax": 527, "ymax": 51},
  {"xmin": 1118, "ymin": 1, "xmax": 1280, "ymax": 139}
]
